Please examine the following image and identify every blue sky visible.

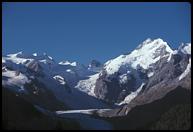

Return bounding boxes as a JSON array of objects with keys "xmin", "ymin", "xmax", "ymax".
[{"xmin": 2, "ymin": 2, "xmax": 191, "ymax": 65}]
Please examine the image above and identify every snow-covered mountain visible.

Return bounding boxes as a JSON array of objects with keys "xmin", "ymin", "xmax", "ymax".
[
  {"xmin": 99, "ymin": 42, "xmax": 191, "ymax": 117},
  {"xmin": 2, "ymin": 39, "xmax": 191, "ymax": 105},
  {"xmin": 74, "ymin": 39, "xmax": 190, "ymax": 107},
  {"xmin": 2, "ymin": 52, "xmax": 111, "ymax": 111},
  {"xmin": 88, "ymin": 38, "xmax": 174, "ymax": 104},
  {"xmin": 2, "ymin": 38, "xmax": 191, "ymax": 129},
  {"xmin": 103, "ymin": 38, "xmax": 173, "ymax": 75}
]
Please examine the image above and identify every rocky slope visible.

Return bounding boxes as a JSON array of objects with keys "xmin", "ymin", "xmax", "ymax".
[
  {"xmin": 97, "ymin": 42, "xmax": 191, "ymax": 117},
  {"xmin": 93, "ymin": 38, "xmax": 174, "ymax": 104}
]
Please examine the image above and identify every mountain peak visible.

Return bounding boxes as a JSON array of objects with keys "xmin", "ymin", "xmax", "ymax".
[
  {"xmin": 104, "ymin": 38, "xmax": 173, "ymax": 75},
  {"xmin": 142, "ymin": 38, "xmax": 152, "ymax": 44},
  {"xmin": 154, "ymin": 38, "xmax": 164, "ymax": 43},
  {"xmin": 137, "ymin": 38, "xmax": 172, "ymax": 52},
  {"xmin": 71, "ymin": 62, "xmax": 77, "ymax": 66},
  {"xmin": 129, "ymin": 38, "xmax": 173, "ymax": 68}
]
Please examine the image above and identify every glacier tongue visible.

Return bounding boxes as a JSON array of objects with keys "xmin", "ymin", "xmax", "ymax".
[{"xmin": 75, "ymin": 73, "xmax": 99, "ymax": 97}]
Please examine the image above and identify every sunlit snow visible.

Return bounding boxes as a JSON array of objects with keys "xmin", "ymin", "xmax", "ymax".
[{"xmin": 104, "ymin": 38, "xmax": 173, "ymax": 75}]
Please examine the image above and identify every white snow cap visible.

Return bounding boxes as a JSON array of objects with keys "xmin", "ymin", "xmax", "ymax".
[
  {"xmin": 71, "ymin": 62, "xmax": 77, "ymax": 66},
  {"xmin": 104, "ymin": 38, "xmax": 173, "ymax": 75},
  {"xmin": 142, "ymin": 38, "xmax": 152, "ymax": 44},
  {"xmin": 58, "ymin": 61, "xmax": 78, "ymax": 67},
  {"xmin": 33, "ymin": 53, "xmax": 37, "ymax": 56},
  {"xmin": 59, "ymin": 61, "xmax": 71, "ymax": 65}
]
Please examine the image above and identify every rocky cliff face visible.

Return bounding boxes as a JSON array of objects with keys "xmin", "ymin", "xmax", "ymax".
[
  {"xmin": 92, "ymin": 44, "xmax": 191, "ymax": 116},
  {"xmin": 93, "ymin": 38, "xmax": 174, "ymax": 104},
  {"xmin": 115, "ymin": 45, "xmax": 191, "ymax": 116}
]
